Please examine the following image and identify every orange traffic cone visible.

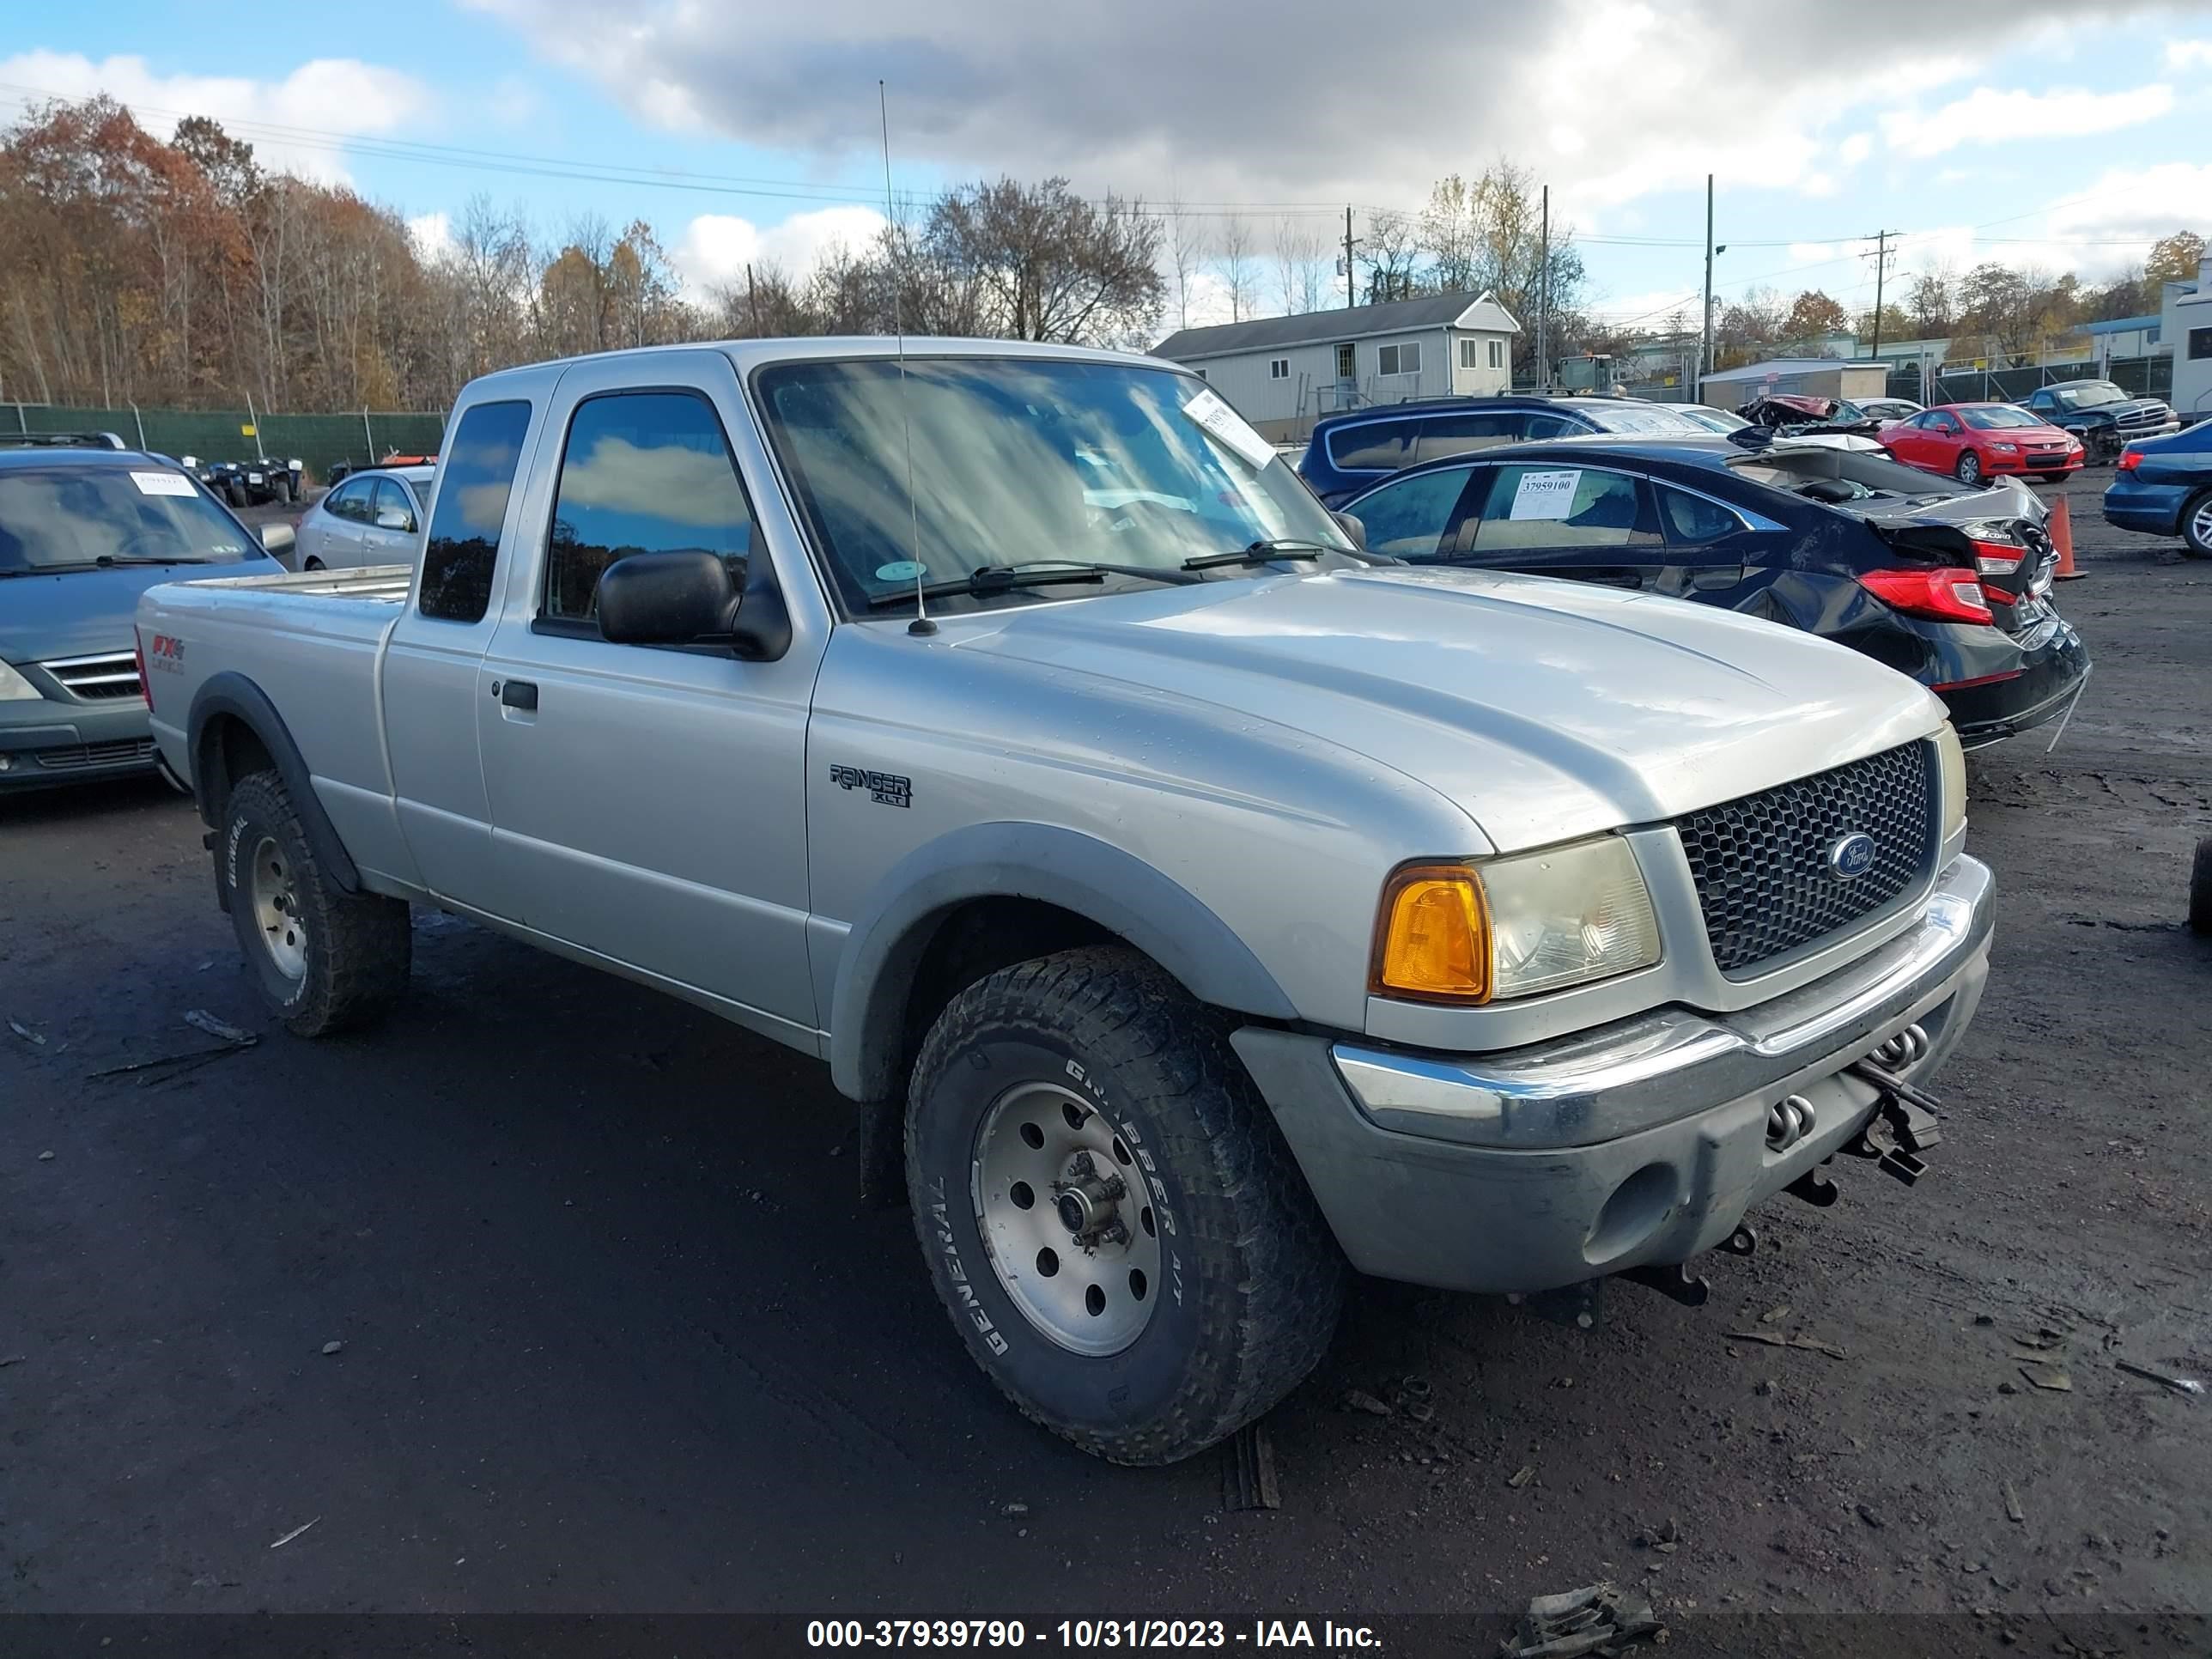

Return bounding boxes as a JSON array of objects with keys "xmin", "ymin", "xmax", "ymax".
[{"xmin": 2050, "ymin": 495, "xmax": 2083, "ymax": 580}]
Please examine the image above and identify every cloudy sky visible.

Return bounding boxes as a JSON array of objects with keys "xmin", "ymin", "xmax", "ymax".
[{"xmin": 5, "ymin": 0, "xmax": 2209, "ymax": 330}]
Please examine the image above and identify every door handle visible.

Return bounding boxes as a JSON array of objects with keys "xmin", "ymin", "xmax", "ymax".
[{"xmin": 498, "ymin": 679, "xmax": 538, "ymax": 711}]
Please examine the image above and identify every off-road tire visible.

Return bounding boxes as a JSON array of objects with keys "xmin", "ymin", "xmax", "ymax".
[
  {"xmin": 905, "ymin": 945, "xmax": 1345, "ymax": 1465},
  {"xmin": 272, "ymin": 476, "xmax": 292, "ymax": 506},
  {"xmin": 226, "ymin": 480, "xmax": 250, "ymax": 509},
  {"xmin": 2180, "ymin": 489, "xmax": 2212, "ymax": 559},
  {"xmin": 2191, "ymin": 838, "xmax": 2212, "ymax": 937},
  {"xmin": 221, "ymin": 770, "xmax": 411, "ymax": 1036}
]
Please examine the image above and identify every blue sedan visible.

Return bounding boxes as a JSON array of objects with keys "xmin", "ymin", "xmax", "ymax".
[{"xmin": 2103, "ymin": 421, "xmax": 2212, "ymax": 557}]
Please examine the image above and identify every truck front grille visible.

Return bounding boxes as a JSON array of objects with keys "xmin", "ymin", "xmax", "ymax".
[
  {"xmin": 40, "ymin": 650, "xmax": 144, "ymax": 701},
  {"xmin": 2115, "ymin": 404, "xmax": 2170, "ymax": 436},
  {"xmin": 1678, "ymin": 741, "xmax": 1936, "ymax": 975}
]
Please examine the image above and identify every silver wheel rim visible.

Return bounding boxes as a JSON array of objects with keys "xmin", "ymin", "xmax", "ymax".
[
  {"xmin": 1959, "ymin": 454, "xmax": 1979, "ymax": 483},
  {"xmin": 247, "ymin": 835, "xmax": 307, "ymax": 981},
  {"xmin": 971, "ymin": 1081, "xmax": 1164, "ymax": 1357},
  {"xmin": 2191, "ymin": 500, "xmax": 2212, "ymax": 549}
]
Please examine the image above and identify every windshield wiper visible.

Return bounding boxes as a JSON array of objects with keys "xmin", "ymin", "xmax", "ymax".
[
  {"xmin": 1182, "ymin": 539, "xmax": 1338, "ymax": 572},
  {"xmin": 865, "ymin": 559, "xmax": 1200, "ymax": 609}
]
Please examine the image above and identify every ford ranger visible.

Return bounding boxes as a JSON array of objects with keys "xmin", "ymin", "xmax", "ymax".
[{"xmin": 137, "ymin": 339, "xmax": 1993, "ymax": 1465}]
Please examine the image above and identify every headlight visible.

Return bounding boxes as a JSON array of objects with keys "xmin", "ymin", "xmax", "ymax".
[
  {"xmin": 0, "ymin": 659, "xmax": 46, "ymax": 702},
  {"xmin": 1372, "ymin": 837, "xmax": 1662, "ymax": 1005},
  {"xmin": 1990, "ymin": 442, "xmax": 2018, "ymax": 454},
  {"xmin": 1935, "ymin": 721, "xmax": 1966, "ymax": 843}
]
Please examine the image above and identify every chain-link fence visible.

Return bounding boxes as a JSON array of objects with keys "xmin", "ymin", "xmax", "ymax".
[
  {"xmin": 1884, "ymin": 353, "xmax": 2172, "ymax": 406},
  {"xmin": 4, "ymin": 403, "xmax": 447, "ymax": 484}
]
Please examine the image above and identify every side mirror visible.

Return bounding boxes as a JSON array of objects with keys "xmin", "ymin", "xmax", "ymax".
[
  {"xmin": 1333, "ymin": 510, "xmax": 1367, "ymax": 550},
  {"xmin": 375, "ymin": 506, "xmax": 414, "ymax": 532},
  {"xmin": 598, "ymin": 550, "xmax": 741, "ymax": 646},
  {"xmin": 259, "ymin": 523, "xmax": 295, "ymax": 556}
]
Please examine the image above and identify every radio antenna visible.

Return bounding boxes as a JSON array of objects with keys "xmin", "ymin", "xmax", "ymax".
[{"xmin": 880, "ymin": 79, "xmax": 933, "ymax": 637}]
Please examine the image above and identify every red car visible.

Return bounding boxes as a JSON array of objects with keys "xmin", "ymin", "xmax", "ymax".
[{"xmin": 1878, "ymin": 402, "xmax": 2082, "ymax": 486}]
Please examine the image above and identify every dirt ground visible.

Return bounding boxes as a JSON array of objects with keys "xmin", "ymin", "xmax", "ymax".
[{"xmin": 3, "ymin": 471, "xmax": 2206, "ymax": 1656}]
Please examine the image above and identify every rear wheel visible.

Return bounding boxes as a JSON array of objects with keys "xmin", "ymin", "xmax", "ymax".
[
  {"xmin": 904, "ymin": 946, "xmax": 1344, "ymax": 1465},
  {"xmin": 302, "ymin": 556, "xmax": 325, "ymax": 572},
  {"xmin": 271, "ymin": 476, "xmax": 293, "ymax": 506},
  {"xmin": 226, "ymin": 480, "xmax": 250, "ymax": 508},
  {"xmin": 1954, "ymin": 450, "xmax": 1984, "ymax": 486},
  {"xmin": 221, "ymin": 770, "xmax": 411, "ymax": 1036},
  {"xmin": 2182, "ymin": 489, "xmax": 2212, "ymax": 559}
]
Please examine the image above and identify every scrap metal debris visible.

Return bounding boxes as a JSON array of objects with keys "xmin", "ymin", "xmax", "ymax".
[
  {"xmin": 9, "ymin": 1018, "xmax": 46, "ymax": 1046},
  {"xmin": 2114, "ymin": 1360, "xmax": 2204, "ymax": 1397},
  {"xmin": 1727, "ymin": 1329, "xmax": 1848, "ymax": 1360},
  {"xmin": 183, "ymin": 1009, "xmax": 253, "ymax": 1044},
  {"xmin": 1224, "ymin": 1423, "xmax": 1280, "ymax": 1511},
  {"xmin": 1499, "ymin": 1581, "xmax": 1660, "ymax": 1659},
  {"xmin": 1341, "ymin": 1389, "xmax": 1393, "ymax": 1418},
  {"xmin": 2019, "ymin": 1364, "xmax": 2074, "ymax": 1393},
  {"xmin": 2003, "ymin": 1481, "xmax": 2026, "ymax": 1524},
  {"xmin": 1507, "ymin": 1465, "xmax": 1535, "ymax": 1489},
  {"xmin": 268, "ymin": 1517, "xmax": 319, "ymax": 1550}
]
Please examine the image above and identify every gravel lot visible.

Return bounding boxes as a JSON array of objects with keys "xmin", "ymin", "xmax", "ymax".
[{"xmin": 3, "ymin": 471, "xmax": 2206, "ymax": 1655}]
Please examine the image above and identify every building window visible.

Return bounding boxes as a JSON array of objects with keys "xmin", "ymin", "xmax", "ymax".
[
  {"xmin": 1459, "ymin": 338, "xmax": 1478, "ymax": 370},
  {"xmin": 1377, "ymin": 342, "xmax": 1422, "ymax": 377},
  {"xmin": 1269, "ymin": 358, "xmax": 1289, "ymax": 380},
  {"xmin": 1488, "ymin": 339, "xmax": 1505, "ymax": 369},
  {"xmin": 2191, "ymin": 326, "xmax": 2212, "ymax": 362}
]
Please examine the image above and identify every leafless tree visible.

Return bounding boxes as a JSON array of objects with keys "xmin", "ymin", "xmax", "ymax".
[
  {"xmin": 926, "ymin": 176, "xmax": 1164, "ymax": 344},
  {"xmin": 1164, "ymin": 194, "xmax": 1209, "ymax": 330},
  {"xmin": 1273, "ymin": 216, "xmax": 1325, "ymax": 315},
  {"xmin": 1218, "ymin": 214, "xmax": 1257, "ymax": 322}
]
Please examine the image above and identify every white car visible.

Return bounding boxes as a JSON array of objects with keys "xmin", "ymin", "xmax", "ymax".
[
  {"xmin": 292, "ymin": 465, "xmax": 435, "ymax": 572},
  {"xmin": 1674, "ymin": 403, "xmax": 1887, "ymax": 455}
]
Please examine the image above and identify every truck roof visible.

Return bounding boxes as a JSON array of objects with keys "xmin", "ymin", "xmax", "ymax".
[{"xmin": 457, "ymin": 335, "xmax": 1163, "ymax": 398}]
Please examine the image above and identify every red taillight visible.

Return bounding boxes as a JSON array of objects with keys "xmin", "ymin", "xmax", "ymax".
[
  {"xmin": 1859, "ymin": 566, "xmax": 1996, "ymax": 624},
  {"xmin": 132, "ymin": 625, "xmax": 149, "ymax": 707},
  {"xmin": 2117, "ymin": 447, "xmax": 2142, "ymax": 471}
]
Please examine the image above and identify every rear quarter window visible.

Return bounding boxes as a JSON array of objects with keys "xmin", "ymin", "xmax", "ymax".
[
  {"xmin": 1328, "ymin": 421, "xmax": 1413, "ymax": 472},
  {"xmin": 418, "ymin": 400, "xmax": 532, "ymax": 623}
]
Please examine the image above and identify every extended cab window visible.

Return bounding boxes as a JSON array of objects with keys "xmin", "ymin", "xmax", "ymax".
[
  {"xmin": 542, "ymin": 391, "xmax": 756, "ymax": 627},
  {"xmin": 419, "ymin": 400, "xmax": 531, "ymax": 623}
]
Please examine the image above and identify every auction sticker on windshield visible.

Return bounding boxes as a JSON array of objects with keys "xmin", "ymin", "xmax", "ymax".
[
  {"xmin": 131, "ymin": 471, "xmax": 198, "ymax": 497},
  {"xmin": 1181, "ymin": 388, "xmax": 1278, "ymax": 471},
  {"xmin": 1510, "ymin": 469, "xmax": 1581, "ymax": 520}
]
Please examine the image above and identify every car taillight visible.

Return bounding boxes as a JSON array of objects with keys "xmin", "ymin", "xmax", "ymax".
[
  {"xmin": 132, "ymin": 625, "xmax": 150, "ymax": 707},
  {"xmin": 2117, "ymin": 448, "xmax": 2142, "ymax": 471},
  {"xmin": 1859, "ymin": 567, "xmax": 1996, "ymax": 624}
]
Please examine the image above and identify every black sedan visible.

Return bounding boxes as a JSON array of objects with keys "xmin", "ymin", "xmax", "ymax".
[{"xmin": 1339, "ymin": 434, "xmax": 2087, "ymax": 747}]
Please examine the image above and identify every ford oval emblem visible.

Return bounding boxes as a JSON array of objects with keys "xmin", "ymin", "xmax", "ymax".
[{"xmin": 1828, "ymin": 833, "xmax": 1877, "ymax": 880}]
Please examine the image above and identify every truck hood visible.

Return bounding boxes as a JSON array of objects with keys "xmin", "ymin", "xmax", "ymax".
[
  {"xmin": 953, "ymin": 566, "xmax": 1943, "ymax": 852},
  {"xmin": 0, "ymin": 562, "xmax": 259, "ymax": 665}
]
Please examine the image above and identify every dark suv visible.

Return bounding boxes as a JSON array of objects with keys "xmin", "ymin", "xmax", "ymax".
[
  {"xmin": 0, "ymin": 435, "xmax": 289, "ymax": 791},
  {"xmin": 1298, "ymin": 396, "xmax": 1710, "ymax": 506},
  {"xmin": 2017, "ymin": 381, "xmax": 2179, "ymax": 461}
]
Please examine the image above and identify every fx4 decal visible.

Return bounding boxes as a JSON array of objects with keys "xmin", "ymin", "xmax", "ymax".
[{"xmin": 829, "ymin": 764, "xmax": 912, "ymax": 808}]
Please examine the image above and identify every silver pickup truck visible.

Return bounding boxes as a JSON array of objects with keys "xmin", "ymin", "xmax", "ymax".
[{"xmin": 138, "ymin": 338, "xmax": 1991, "ymax": 1464}]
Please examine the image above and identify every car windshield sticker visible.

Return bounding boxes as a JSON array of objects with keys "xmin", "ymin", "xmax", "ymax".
[
  {"xmin": 131, "ymin": 471, "xmax": 198, "ymax": 498},
  {"xmin": 1510, "ymin": 469, "xmax": 1581, "ymax": 520},
  {"xmin": 875, "ymin": 560, "xmax": 927, "ymax": 583},
  {"xmin": 1181, "ymin": 388, "xmax": 1277, "ymax": 471}
]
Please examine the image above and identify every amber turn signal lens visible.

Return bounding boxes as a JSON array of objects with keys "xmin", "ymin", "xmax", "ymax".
[{"xmin": 1371, "ymin": 866, "xmax": 1491, "ymax": 1002}]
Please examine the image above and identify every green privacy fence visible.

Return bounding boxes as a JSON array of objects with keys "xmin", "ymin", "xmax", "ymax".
[{"xmin": 5, "ymin": 403, "xmax": 447, "ymax": 484}]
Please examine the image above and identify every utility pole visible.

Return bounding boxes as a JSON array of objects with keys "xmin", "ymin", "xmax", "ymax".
[
  {"xmin": 1700, "ymin": 173, "xmax": 1714, "ymax": 400},
  {"xmin": 1863, "ymin": 229, "xmax": 1901, "ymax": 363},
  {"xmin": 1536, "ymin": 185, "xmax": 1550, "ymax": 392},
  {"xmin": 1344, "ymin": 207, "xmax": 1357, "ymax": 310}
]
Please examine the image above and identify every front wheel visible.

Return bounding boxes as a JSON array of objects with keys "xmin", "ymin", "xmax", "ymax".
[
  {"xmin": 905, "ymin": 947, "xmax": 1345, "ymax": 1465},
  {"xmin": 221, "ymin": 770, "xmax": 411, "ymax": 1036},
  {"xmin": 2182, "ymin": 489, "xmax": 2212, "ymax": 559},
  {"xmin": 1954, "ymin": 450, "xmax": 1984, "ymax": 486}
]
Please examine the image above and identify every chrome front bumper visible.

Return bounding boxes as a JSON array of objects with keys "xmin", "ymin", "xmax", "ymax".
[{"xmin": 1231, "ymin": 856, "xmax": 1995, "ymax": 1295}]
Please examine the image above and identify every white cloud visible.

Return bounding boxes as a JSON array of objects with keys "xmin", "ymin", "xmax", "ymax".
[
  {"xmin": 409, "ymin": 211, "xmax": 454, "ymax": 262},
  {"xmin": 461, "ymin": 0, "xmax": 2103, "ymax": 219},
  {"xmin": 1838, "ymin": 131, "xmax": 1873, "ymax": 166},
  {"xmin": 2047, "ymin": 162, "xmax": 2212, "ymax": 241},
  {"xmin": 2164, "ymin": 39, "xmax": 2212, "ymax": 69},
  {"xmin": 0, "ymin": 50, "xmax": 432, "ymax": 183},
  {"xmin": 1880, "ymin": 82, "xmax": 2175, "ymax": 158},
  {"xmin": 672, "ymin": 205, "xmax": 890, "ymax": 293}
]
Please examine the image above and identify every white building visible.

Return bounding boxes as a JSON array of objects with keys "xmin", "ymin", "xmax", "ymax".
[
  {"xmin": 1152, "ymin": 292, "xmax": 1522, "ymax": 442},
  {"xmin": 1698, "ymin": 357, "xmax": 1891, "ymax": 408},
  {"xmin": 2165, "ymin": 260, "xmax": 2212, "ymax": 422}
]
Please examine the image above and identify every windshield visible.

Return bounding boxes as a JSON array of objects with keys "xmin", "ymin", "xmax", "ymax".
[
  {"xmin": 1960, "ymin": 405, "xmax": 2043, "ymax": 429},
  {"xmin": 0, "ymin": 465, "xmax": 258, "ymax": 573},
  {"xmin": 755, "ymin": 356, "xmax": 1353, "ymax": 614},
  {"xmin": 2054, "ymin": 383, "xmax": 2124, "ymax": 409},
  {"xmin": 1575, "ymin": 402, "xmax": 1709, "ymax": 434},
  {"xmin": 1675, "ymin": 406, "xmax": 1748, "ymax": 433}
]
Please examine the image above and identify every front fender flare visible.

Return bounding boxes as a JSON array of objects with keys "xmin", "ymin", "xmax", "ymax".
[
  {"xmin": 186, "ymin": 671, "xmax": 362, "ymax": 894},
  {"xmin": 827, "ymin": 821, "xmax": 1296, "ymax": 1102}
]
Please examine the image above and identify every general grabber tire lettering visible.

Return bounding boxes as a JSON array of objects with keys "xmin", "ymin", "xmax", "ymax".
[
  {"xmin": 221, "ymin": 770, "xmax": 411, "ymax": 1036},
  {"xmin": 904, "ymin": 945, "xmax": 1346, "ymax": 1465}
]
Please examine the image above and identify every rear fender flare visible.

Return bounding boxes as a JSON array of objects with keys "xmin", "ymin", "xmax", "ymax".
[
  {"xmin": 827, "ymin": 822, "xmax": 1296, "ymax": 1102},
  {"xmin": 186, "ymin": 672, "xmax": 362, "ymax": 894}
]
